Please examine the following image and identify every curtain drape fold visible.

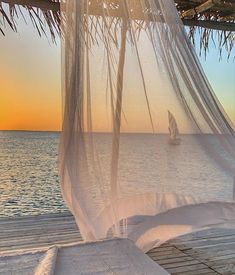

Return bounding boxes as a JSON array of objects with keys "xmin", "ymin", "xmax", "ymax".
[{"xmin": 60, "ymin": 0, "xmax": 235, "ymax": 250}]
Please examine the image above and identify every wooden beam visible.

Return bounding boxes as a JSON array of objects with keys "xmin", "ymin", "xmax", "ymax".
[
  {"xmin": 221, "ymin": 12, "xmax": 235, "ymax": 20},
  {"xmin": 181, "ymin": 0, "xmax": 235, "ymax": 18},
  {"xmin": 182, "ymin": 0, "xmax": 217, "ymax": 18},
  {"xmin": 176, "ymin": 0, "xmax": 235, "ymax": 12},
  {"xmin": 183, "ymin": 18, "xmax": 235, "ymax": 31}
]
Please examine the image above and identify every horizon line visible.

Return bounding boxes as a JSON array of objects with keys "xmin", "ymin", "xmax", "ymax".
[{"xmin": 0, "ymin": 130, "xmax": 223, "ymax": 135}]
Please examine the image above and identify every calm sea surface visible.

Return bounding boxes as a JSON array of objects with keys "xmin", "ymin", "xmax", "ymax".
[
  {"xmin": 0, "ymin": 131, "xmax": 65, "ymax": 218},
  {"xmin": 0, "ymin": 131, "xmax": 233, "ymax": 218}
]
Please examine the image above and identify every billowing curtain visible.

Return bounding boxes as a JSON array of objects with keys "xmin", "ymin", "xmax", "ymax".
[{"xmin": 60, "ymin": 0, "xmax": 235, "ymax": 252}]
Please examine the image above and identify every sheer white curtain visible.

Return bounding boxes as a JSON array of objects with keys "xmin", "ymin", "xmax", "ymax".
[{"xmin": 60, "ymin": 0, "xmax": 235, "ymax": 251}]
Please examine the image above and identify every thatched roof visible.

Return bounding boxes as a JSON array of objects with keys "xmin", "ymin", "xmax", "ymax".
[{"xmin": 0, "ymin": 0, "xmax": 235, "ymax": 57}]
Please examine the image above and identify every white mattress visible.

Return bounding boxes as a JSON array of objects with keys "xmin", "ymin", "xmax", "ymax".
[{"xmin": 0, "ymin": 238, "xmax": 169, "ymax": 275}]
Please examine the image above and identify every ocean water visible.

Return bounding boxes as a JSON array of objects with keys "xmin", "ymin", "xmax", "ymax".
[
  {"xmin": 0, "ymin": 131, "xmax": 65, "ymax": 218},
  {"xmin": 0, "ymin": 131, "xmax": 233, "ymax": 218}
]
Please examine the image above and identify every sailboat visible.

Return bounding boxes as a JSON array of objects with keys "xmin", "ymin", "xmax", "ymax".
[{"xmin": 168, "ymin": 110, "xmax": 181, "ymax": 145}]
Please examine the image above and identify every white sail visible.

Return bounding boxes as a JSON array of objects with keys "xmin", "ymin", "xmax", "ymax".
[{"xmin": 168, "ymin": 111, "xmax": 181, "ymax": 145}]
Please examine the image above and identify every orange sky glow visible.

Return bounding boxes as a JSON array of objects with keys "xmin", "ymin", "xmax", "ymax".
[{"xmin": 0, "ymin": 16, "xmax": 61, "ymax": 131}]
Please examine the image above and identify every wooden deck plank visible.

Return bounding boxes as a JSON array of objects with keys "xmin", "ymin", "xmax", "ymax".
[
  {"xmin": 165, "ymin": 263, "xmax": 210, "ymax": 273},
  {"xmin": 171, "ymin": 237, "xmax": 235, "ymax": 250},
  {"xmin": 173, "ymin": 271, "xmax": 218, "ymax": 275},
  {"xmin": 171, "ymin": 229, "xmax": 235, "ymax": 243},
  {"xmin": 150, "ymin": 253, "xmax": 190, "ymax": 261},
  {"xmin": 157, "ymin": 256, "xmax": 199, "ymax": 265}
]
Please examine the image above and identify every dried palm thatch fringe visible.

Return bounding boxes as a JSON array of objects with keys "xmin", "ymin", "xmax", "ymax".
[
  {"xmin": 0, "ymin": 0, "xmax": 235, "ymax": 58},
  {"xmin": 0, "ymin": 0, "xmax": 61, "ymax": 41}
]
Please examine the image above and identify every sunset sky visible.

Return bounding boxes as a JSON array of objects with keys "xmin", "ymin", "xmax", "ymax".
[
  {"xmin": 0, "ymin": 8, "xmax": 234, "ymax": 132},
  {"xmin": 0, "ymin": 12, "xmax": 61, "ymax": 131}
]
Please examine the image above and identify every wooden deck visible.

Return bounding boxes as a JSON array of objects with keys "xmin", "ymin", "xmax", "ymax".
[
  {"xmin": 1, "ymin": 212, "xmax": 235, "ymax": 274},
  {"xmin": 148, "ymin": 229, "xmax": 235, "ymax": 275}
]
